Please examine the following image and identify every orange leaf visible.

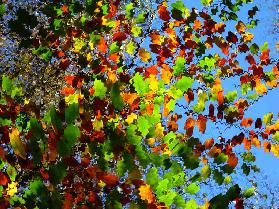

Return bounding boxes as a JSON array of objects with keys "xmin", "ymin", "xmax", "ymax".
[
  {"xmin": 217, "ymin": 91, "xmax": 224, "ymax": 105},
  {"xmin": 243, "ymin": 138, "xmax": 251, "ymax": 151},
  {"xmin": 263, "ymin": 141, "xmax": 271, "ymax": 152},
  {"xmin": 251, "ymin": 137, "xmax": 261, "ymax": 147},
  {"xmin": 98, "ymin": 37, "xmax": 107, "ymax": 54},
  {"xmin": 240, "ymin": 118, "xmax": 253, "ymax": 127},
  {"xmin": 138, "ymin": 184, "xmax": 155, "ymax": 204},
  {"xmin": 61, "ymin": 87, "xmax": 75, "ymax": 95},
  {"xmin": 204, "ymin": 138, "xmax": 214, "ymax": 149},
  {"xmin": 196, "ymin": 115, "xmax": 207, "ymax": 133},
  {"xmin": 227, "ymin": 154, "xmax": 238, "ymax": 167},
  {"xmin": 184, "ymin": 117, "xmax": 195, "ymax": 137}
]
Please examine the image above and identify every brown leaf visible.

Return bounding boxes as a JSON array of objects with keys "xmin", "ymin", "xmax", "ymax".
[{"xmin": 197, "ymin": 115, "xmax": 207, "ymax": 133}]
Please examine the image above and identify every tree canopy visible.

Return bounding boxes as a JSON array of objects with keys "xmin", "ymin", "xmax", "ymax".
[{"xmin": 0, "ymin": 0, "xmax": 279, "ymax": 208}]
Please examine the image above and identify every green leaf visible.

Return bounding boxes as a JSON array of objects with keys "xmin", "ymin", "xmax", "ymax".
[
  {"xmin": 137, "ymin": 116, "xmax": 150, "ymax": 136},
  {"xmin": 49, "ymin": 162, "xmax": 67, "ymax": 185},
  {"xmin": 126, "ymin": 40, "xmax": 136, "ymax": 55},
  {"xmin": 173, "ymin": 57, "xmax": 185, "ymax": 76},
  {"xmin": 50, "ymin": 106, "xmax": 62, "ymax": 130},
  {"xmin": 136, "ymin": 13, "xmax": 146, "ymax": 23},
  {"xmin": 64, "ymin": 124, "xmax": 80, "ymax": 141},
  {"xmin": 0, "ymin": 4, "xmax": 6, "ymax": 16},
  {"xmin": 146, "ymin": 167, "xmax": 159, "ymax": 187},
  {"xmin": 175, "ymin": 76, "xmax": 194, "ymax": 92},
  {"xmin": 201, "ymin": 165, "xmax": 211, "ymax": 180},
  {"xmin": 185, "ymin": 183, "xmax": 200, "ymax": 195},
  {"xmin": 57, "ymin": 124, "xmax": 80, "ymax": 156},
  {"xmin": 263, "ymin": 112, "xmax": 273, "ymax": 125},
  {"xmin": 132, "ymin": 73, "xmax": 149, "ymax": 95},
  {"xmin": 93, "ymin": 79, "xmax": 107, "ymax": 99},
  {"xmin": 110, "ymin": 83, "xmax": 124, "ymax": 111},
  {"xmin": 243, "ymin": 187, "xmax": 255, "ymax": 198},
  {"xmin": 260, "ymin": 42, "xmax": 268, "ymax": 51},
  {"xmin": 131, "ymin": 26, "xmax": 142, "ymax": 37},
  {"xmin": 125, "ymin": 3, "xmax": 134, "ymax": 19},
  {"xmin": 250, "ymin": 43, "xmax": 259, "ymax": 54},
  {"xmin": 225, "ymin": 91, "xmax": 237, "ymax": 102},
  {"xmin": 109, "ymin": 42, "xmax": 120, "ymax": 54},
  {"xmin": 185, "ymin": 199, "xmax": 198, "ymax": 209},
  {"xmin": 272, "ymin": 131, "xmax": 279, "ymax": 142},
  {"xmin": 157, "ymin": 190, "xmax": 177, "ymax": 206},
  {"xmin": 7, "ymin": 165, "xmax": 17, "ymax": 181},
  {"xmin": 65, "ymin": 103, "xmax": 79, "ymax": 124},
  {"xmin": 2, "ymin": 75, "xmax": 13, "ymax": 94},
  {"xmin": 156, "ymin": 179, "xmax": 169, "ymax": 195}
]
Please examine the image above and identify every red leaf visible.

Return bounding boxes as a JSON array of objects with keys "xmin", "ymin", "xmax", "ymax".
[
  {"xmin": 112, "ymin": 32, "xmax": 126, "ymax": 42},
  {"xmin": 101, "ymin": 173, "xmax": 119, "ymax": 187},
  {"xmin": 0, "ymin": 172, "xmax": 9, "ymax": 186},
  {"xmin": 158, "ymin": 5, "xmax": 170, "ymax": 21}
]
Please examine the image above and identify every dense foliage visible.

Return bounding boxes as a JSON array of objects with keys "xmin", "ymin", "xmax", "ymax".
[{"xmin": 0, "ymin": 0, "xmax": 279, "ymax": 208}]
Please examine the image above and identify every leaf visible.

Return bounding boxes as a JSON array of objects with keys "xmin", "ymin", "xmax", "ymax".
[
  {"xmin": 272, "ymin": 131, "xmax": 279, "ymax": 142},
  {"xmin": 93, "ymin": 79, "xmax": 107, "ymax": 99},
  {"xmin": 243, "ymin": 187, "xmax": 255, "ymax": 198},
  {"xmin": 185, "ymin": 199, "xmax": 198, "ymax": 209},
  {"xmin": 0, "ymin": 172, "xmax": 9, "ymax": 186},
  {"xmin": 139, "ymin": 48, "xmax": 151, "ymax": 62},
  {"xmin": 158, "ymin": 190, "xmax": 177, "ymax": 206},
  {"xmin": 184, "ymin": 117, "xmax": 195, "ymax": 137},
  {"xmin": 138, "ymin": 184, "xmax": 155, "ymax": 204},
  {"xmin": 132, "ymin": 73, "xmax": 149, "ymax": 95},
  {"xmin": 155, "ymin": 179, "xmax": 169, "ymax": 196},
  {"xmin": 201, "ymin": 165, "xmax": 211, "ymax": 180},
  {"xmin": 65, "ymin": 103, "xmax": 79, "ymax": 124},
  {"xmin": 263, "ymin": 112, "xmax": 273, "ymax": 125},
  {"xmin": 49, "ymin": 162, "xmax": 67, "ymax": 185},
  {"xmin": 137, "ymin": 116, "xmax": 150, "ymax": 136},
  {"xmin": 125, "ymin": 3, "xmax": 134, "ymax": 19},
  {"xmin": 146, "ymin": 168, "xmax": 159, "ymax": 187},
  {"xmin": 110, "ymin": 82, "xmax": 124, "ymax": 111},
  {"xmin": 57, "ymin": 124, "xmax": 80, "ymax": 157},
  {"xmin": 9, "ymin": 128, "xmax": 26, "ymax": 160},
  {"xmin": 2, "ymin": 75, "xmax": 13, "ymax": 94},
  {"xmin": 126, "ymin": 40, "xmax": 136, "ymax": 55},
  {"xmin": 196, "ymin": 115, "xmax": 207, "ymax": 133},
  {"xmin": 0, "ymin": 4, "xmax": 6, "ymax": 16},
  {"xmin": 185, "ymin": 183, "xmax": 200, "ymax": 195},
  {"xmin": 175, "ymin": 76, "xmax": 194, "ymax": 92},
  {"xmin": 235, "ymin": 21, "xmax": 246, "ymax": 33},
  {"xmin": 173, "ymin": 57, "xmax": 185, "ymax": 76}
]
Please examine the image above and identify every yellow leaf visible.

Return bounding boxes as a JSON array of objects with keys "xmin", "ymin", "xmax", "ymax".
[
  {"xmin": 155, "ymin": 123, "xmax": 164, "ymax": 139},
  {"xmin": 93, "ymin": 119, "xmax": 103, "ymax": 131},
  {"xmin": 87, "ymin": 53, "xmax": 93, "ymax": 62},
  {"xmin": 139, "ymin": 48, "xmax": 151, "ymax": 62},
  {"xmin": 148, "ymin": 75, "xmax": 159, "ymax": 92},
  {"xmin": 7, "ymin": 182, "xmax": 18, "ymax": 197},
  {"xmin": 146, "ymin": 138, "xmax": 155, "ymax": 146},
  {"xmin": 126, "ymin": 113, "xmax": 137, "ymax": 124},
  {"xmin": 9, "ymin": 128, "xmax": 26, "ymax": 160},
  {"xmin": 138, "ymin": 184, "xmax": 155, "ymax": 204},
  {"xmin": 242, "ymin": 32, "xmax": 254, "ymax": 42},
  {"xmin": 255, "ymin": 80, "xmax": 267, "ymax": 95}
]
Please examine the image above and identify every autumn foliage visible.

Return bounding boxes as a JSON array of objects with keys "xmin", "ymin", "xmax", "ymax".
[{"xmin": 0, "ymin": 0, "xmax": 279, "ymax": 208}]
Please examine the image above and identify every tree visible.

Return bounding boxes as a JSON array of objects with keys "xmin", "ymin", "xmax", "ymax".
[{"xmin": 0, "ymin": 0, "xmax": 279, "ymax": 208}]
